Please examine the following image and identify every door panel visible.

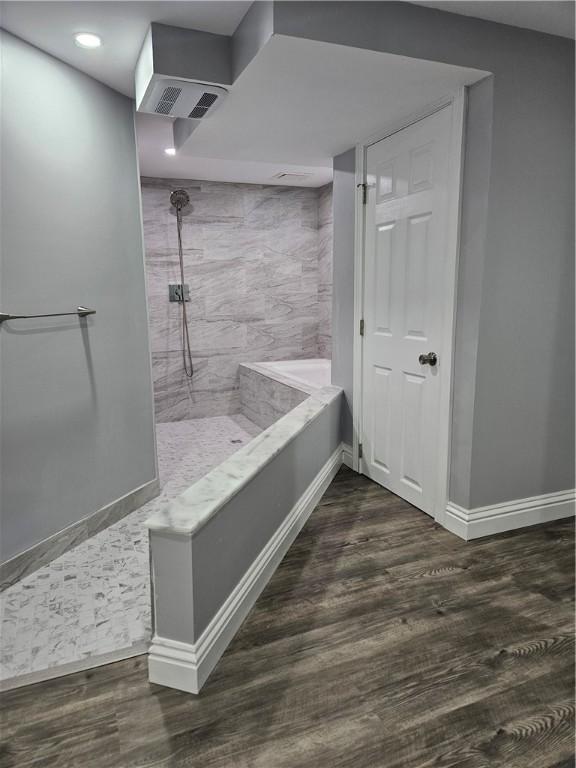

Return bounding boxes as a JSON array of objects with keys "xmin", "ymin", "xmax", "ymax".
[
  {"xmin": 372, "ymin": 366, "xmax": 392, "ymax": 473},
  {"xmin": 374, "ymin": 223, "xmax": 394, "ymax": 335},
  {"xmin": 400, "ymin": 372, "xmax": 425, "ymax": 492},
  {"xmin": 404, "ymin": 212, "xmax": 431, "ymax": 339},
  {"xmin": 362, "ymin": 106, "xmax": 452, "ymax": 515}
]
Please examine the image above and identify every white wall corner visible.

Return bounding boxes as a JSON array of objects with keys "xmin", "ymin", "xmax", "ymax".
[
  {"xmin": 134, "ymin": 26, "xmax": 154, "ymax": 111},
  {"xmin": 342, "ymin": 443, "xmax": 354, "ymax": 469},
  {"xmin": 445, "ymin": 489, "xmax": 575, "ymax": 540}
]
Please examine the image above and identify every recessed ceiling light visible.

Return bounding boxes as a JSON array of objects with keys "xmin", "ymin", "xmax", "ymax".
[
  {"xmin": 74, "ymin": 33, "xmax": 102, "ymax": 49},
  {"xmin": 164, "ymin": 148, "xmax": 176, "ymax": 156}
]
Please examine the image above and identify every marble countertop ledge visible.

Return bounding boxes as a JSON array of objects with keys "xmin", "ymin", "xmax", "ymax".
[{"xmin": 145, "ymin": 385, "xmax": 342, "ymax": 536}]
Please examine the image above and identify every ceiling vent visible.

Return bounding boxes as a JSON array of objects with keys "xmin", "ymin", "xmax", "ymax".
[
  {"xmin": 189, "ymin": 92, "xmax": 219, "ymax": 118},
  {"xmin": 155, "ymin": 86, "xmax": 182, "ymax": 115},
  {"xmin": 138, "ymin": 78, "xmax": 227, "ymax": 120}
]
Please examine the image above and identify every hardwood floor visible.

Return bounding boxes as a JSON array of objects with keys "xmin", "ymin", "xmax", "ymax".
[{"xmin": 1, "ymin": 468, "xmax": 574, "ymax": 768}]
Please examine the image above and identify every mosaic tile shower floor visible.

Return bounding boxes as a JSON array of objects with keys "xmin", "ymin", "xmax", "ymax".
[{"xmin": 0, "ymin": 415, "xmax": 261, "ymax": 690}]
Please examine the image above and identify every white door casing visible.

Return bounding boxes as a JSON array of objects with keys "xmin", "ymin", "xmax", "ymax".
[{"xmin": 360, "ymin": 102, "xmax": 461, "ymax": 516}]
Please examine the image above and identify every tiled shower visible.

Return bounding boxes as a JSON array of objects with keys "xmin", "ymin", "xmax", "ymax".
[
  {"xmin": 141, "ymin": 178, "xmax": 333, "ymax": 422},
  {"xmin": 0, "ymin": 178, "xmax": 334, "ymax": 690}
]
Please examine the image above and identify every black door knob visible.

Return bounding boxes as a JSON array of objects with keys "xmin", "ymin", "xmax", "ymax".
[{"xmin": 418, "ymin": 352, "xmax": 438, "ymax": 366}]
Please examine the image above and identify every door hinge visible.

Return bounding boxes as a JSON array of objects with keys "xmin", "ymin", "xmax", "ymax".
[
  {"xmin": 359, "ymin": 318, "xmax": 365, "ymax": 336},
  {"xmin": 358, "ymin": 443, "xmax": 363, "ymax": 459},
  {"xmin": 357, "ymin": 182, "xmax": 367, "ymax": 205}
]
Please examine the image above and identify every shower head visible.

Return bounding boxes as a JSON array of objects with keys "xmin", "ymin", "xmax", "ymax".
[{"xmin": 170, "ymin": 189, "xmax": 190, "ymax": 211}]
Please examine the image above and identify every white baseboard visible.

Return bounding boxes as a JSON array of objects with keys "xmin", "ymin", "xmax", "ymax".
[
  {"xmin": 148, "ymin": 444, "xmax": 343, "ymax": 694},
  {"xmin": 445, "ymin": 489, "xmax": 575, "ymax": 540},
  {"xmin": 342, "ymin": 443, "xmax": 354, "ymax": 469}
]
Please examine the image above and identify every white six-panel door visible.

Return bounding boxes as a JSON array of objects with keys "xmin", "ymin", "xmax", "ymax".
[{"xmin": 361, "ymin": 106, "xmax": 453, "ymax": 516}]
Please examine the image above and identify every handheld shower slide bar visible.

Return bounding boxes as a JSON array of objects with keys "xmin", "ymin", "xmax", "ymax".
[
  {"xmin": 170, "ymin": 188, "xmax": 194, "ymax": 378},
  {"xmin": 0, "ymin": 306, "xmax": 96, "ymax": 324}
]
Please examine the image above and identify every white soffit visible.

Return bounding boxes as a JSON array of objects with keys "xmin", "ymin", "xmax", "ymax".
[
  {"xmin": 136, "ymin": 114, "xmax": 333, "ymax": 186},
  {"xmin": 136, "ymin": 35, "xmax": 488, "ymax": 183}
]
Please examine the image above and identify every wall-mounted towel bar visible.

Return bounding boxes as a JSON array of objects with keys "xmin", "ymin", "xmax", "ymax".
[{"xmin": 0, "ymin": 306, "xmax": 96, "ymax": 324}]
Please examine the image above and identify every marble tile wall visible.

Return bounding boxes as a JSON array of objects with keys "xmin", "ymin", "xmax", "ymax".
[
  {"xmin": 238, "ymin": 365, "xmax": 309, "ymax": 430},
  {"xmin": 141, "ymin": 177, "xmax": 333, "ymax": 422},
  {"xmin": 317, "ymin": 183, "xmax": 333, "ymax": 359}
]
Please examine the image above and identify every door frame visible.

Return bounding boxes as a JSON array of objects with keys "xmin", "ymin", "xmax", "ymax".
[{"xmin": 352, "ymin": 87, "xmax": 467, "ymax": 524}]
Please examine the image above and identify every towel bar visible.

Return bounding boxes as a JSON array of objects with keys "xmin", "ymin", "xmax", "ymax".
[{"xmin": 0, "ymin": 306, "xmax": 96, "ymax": 324}]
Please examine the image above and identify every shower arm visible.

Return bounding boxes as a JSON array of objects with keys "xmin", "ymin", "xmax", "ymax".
[{"xmin": 0, "ymin": 306, "xmax": 96, "ymax": 324}]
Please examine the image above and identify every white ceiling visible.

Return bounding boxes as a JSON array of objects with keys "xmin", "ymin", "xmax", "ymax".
[
  {"xmin": 408, "ymin": 1, "xmax": 575, "ymax": 39},
  {"xmin": 135, "ymin": 35, "xmax": 486, "ymax": 184},
  {"xmin": 1, "ymin": 1, "xmax": 572, "ymax": 101},
  {"xmin": 0, "ymin": 1, "xmax": 252, "ymax": 96}
]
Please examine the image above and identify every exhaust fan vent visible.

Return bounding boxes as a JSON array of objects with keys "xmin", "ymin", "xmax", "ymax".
[
  {"xmin": 189, "ymin": 92, "xmax": 219, "ymax": 119},
  {"xmin": 138, "ymin": 77, "xmax": 228, "ymax": 120},
  {"xmin": 196, "ymin": 92, "xmax": 218, "ymax": 109},
  {"xmin": 155, "ymin": 86, "xmax": 182, "ymax": 115}
]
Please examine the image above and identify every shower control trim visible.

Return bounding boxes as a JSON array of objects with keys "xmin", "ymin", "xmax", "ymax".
[{"xmin": 169, "ymin": 283, "xmax": 190, "ymax": 303}]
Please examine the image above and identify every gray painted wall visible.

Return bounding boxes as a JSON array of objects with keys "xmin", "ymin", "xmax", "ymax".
[
  {"xmin": 307, "ymin": 2, "xmax": 574, "ymax": 507},
  {"xmin": 450, "ymin": 77, "xmax": 494, "ymax": 507},
  {"xmin": 191, "ymin": 392, "xmax": 341, "ymax": 635},
  {"xmin": 232, "ymin": 0, "xmax": 274, "ymax": 80},
  {"xmin": 0, "ymin": 32, "xmax": 157, "ymax": 562},
  {"xmin": 150, "ymin": 22, "xmax": 233, "ymax": 85},
  {"xmin": 331, "ymin": 149, "xmax": 356, "ymax": 447},
  {"xmin": 151, "ymin": 390, "xmax": 342, "ymax": 643}
]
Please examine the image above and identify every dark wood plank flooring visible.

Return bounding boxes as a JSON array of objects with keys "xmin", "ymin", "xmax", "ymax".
[{"xmin": 1, "ymin": 468, "xmax": 574, "ymax": 768}]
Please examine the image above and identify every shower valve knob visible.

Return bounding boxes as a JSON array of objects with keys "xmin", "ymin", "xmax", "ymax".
[{"xmin": 169, "ymin": 284, "xmax": 190, "ymax": 303}]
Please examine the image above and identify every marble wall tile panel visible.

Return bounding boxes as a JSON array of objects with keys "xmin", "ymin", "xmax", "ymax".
[
  {"xmin": 317, "ymin": 183, "xmax": 333, "ymax": 359},
  {"xmin": 141, "ymin": 178, "xmax": 333, "ymax": 421},
  {"xmin": 238, "ymin": 366, "xmax": 309, "ymax": 430},
  {"xmin": 152, "ymin": 353, "xmax": 242, "ymax": 422}
]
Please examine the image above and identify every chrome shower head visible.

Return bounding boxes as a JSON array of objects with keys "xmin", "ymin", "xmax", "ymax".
[{"xmin": 170, "ymin": 189, "xmax": 190, "ymax": 211}]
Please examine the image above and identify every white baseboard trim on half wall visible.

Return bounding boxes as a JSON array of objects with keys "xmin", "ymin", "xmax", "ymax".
[
  {"xmin": 444, "ymin": 489, "xmax": 575, "ymax": 540},
  {"xmin": 148, "ymin": 445, "xmax": 343, "ymax": 694}
]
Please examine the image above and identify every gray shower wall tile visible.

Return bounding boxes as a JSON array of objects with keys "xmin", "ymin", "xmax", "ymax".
[
  {"xmin": 264, "ymin": 292, "xmax": 319, "ymax": 322},
  {"xmin": 205, "ymin": 294, "xmax": 266, "ymax": 322},
  {"xmin": 152, "ymin": 353, "xmax": 210, "ymax": 395},
  {"xmin": 144, "ymin": 248, "xmax": 204, "ymax": 294},
  {"xmin": 245, "ymin": 320, "xmax": 308, "ymax": 360},
  {"xmin": 317, "ymin": 183, "xmax": 333, "ymax": 359},
  {"xmin": 152, "ymin": 353, "xmax": 240, "ymax": 422},
  {"xmin": 141, "ymin": 177, "xmax": 333, "ymax": 422},
  {"xmin": 238, "ymin": 366, "xmax": 308, "ymax": 430},
  {"xmin": 147, "ymin": 293, "xmax": 206, "ymax": 354}
]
